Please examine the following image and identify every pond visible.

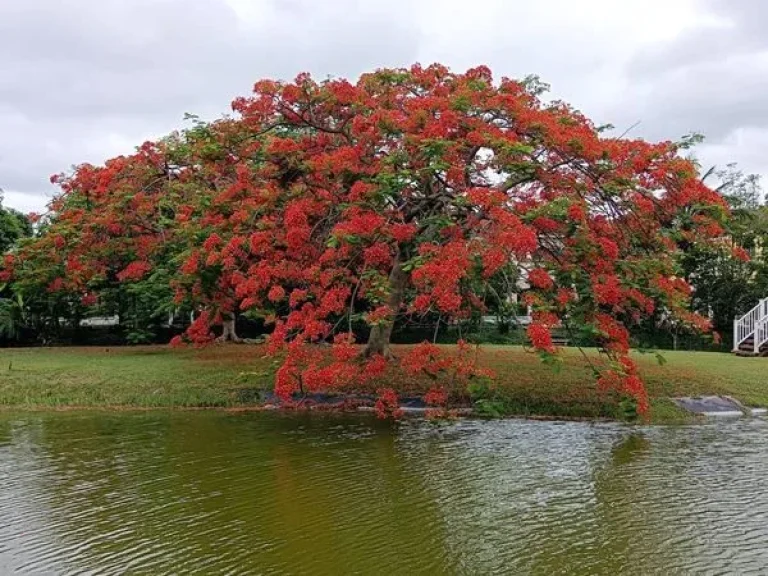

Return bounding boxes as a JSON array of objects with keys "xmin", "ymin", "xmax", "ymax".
[{"xmin": 1, "ymin": 412, "xmax": 766, "ymax": 574}]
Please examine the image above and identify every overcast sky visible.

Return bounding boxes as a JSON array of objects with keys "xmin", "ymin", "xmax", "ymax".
[{"xmin": 1, "ymin": 0, "xmax": 764, "ymax": 213}]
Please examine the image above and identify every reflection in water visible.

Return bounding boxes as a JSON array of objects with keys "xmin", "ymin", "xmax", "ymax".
[
  {"xmin": 1, "ymin": 413, "xmax": 768, "ymax": 574},
  {"xmin": 610, "ymin": 433, "xmax": 650, "ymax": 466}
]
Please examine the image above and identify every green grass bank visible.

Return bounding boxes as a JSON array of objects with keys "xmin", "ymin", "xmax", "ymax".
[{"xmin": 2, "ymin": 345, "xmax": 766, "ymax": 423}]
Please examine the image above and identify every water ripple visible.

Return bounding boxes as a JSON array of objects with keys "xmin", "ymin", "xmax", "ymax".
[{"xmin": 2, "ymin": 413, "xmax": 768, "ymax": 574}]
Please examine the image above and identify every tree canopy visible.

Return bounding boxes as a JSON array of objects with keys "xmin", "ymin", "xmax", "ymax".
[
  {"xmin": 0, "ymin": 194, "xmax": 31, "ymax": 255},
  {"xmin": 679, "ymin": 164, "xmax": 767, "ymax": 339},
  {"xmin": 1, "ymin": 64, "xmax": 733, "ymax": 415}
]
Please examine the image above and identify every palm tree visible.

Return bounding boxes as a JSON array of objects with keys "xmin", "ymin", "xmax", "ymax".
[{"xmin": 0, "ymin": 287, "xmax": 25, "ymax": 341}]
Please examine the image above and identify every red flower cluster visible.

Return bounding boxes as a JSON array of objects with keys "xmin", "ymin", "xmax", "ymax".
[
  {"xmin": 527, "ymin": 323, "xmax": 555, "ymax": 353},
  {"xmin": 528, "ymin": 268, "xmax": 554, "ymax": 290},
  {"xmin": 597, "ymin": 355, "xmax": 648, "ymax": 415},
  {"xmin": 374, "ymin": 388, "xmax": 402, "ymax": 419},
  {"xmin": 117, "ymin": 261, "xmax": 152, "ymax": 282},
  {"xmin": 424, "ymin": 387, "xmax": 448, "ymax": 406}
]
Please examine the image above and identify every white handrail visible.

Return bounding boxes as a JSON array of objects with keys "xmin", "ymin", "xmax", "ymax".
[
  {"xmin": 755, "ymin": 314, "xmax": 768, "ymax": 354},
  {"xmin": 734, "ymin": 298, "xmax": 768, "ymax": 351}
]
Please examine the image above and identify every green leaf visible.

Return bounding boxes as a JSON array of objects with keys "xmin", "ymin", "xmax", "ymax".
[{"xmin": 539, "ymin": 351, "xmax": 563, "ymax": 373}]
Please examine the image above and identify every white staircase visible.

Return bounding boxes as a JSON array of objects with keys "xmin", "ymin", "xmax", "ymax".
[{"xmin": 733, "ymin": 298, "xmax": 768, "ymax": 356}]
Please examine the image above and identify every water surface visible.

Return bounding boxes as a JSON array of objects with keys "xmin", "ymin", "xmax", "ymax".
[{"xmin": 1, "ymin": 412, "xmax": 766, "ymax": 574}]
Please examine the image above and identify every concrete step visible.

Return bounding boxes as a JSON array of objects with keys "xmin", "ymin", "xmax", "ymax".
[
  {"xmin": 734, "ymin": 333, "xmax": 768, "ymax": 355},
  {"xmin": 734, "ymin": 344, "xmax": 768, "ymax": 356}
]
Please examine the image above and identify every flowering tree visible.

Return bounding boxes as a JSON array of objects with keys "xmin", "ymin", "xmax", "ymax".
[{"xmin": 2, "ymin": 64, "xmax": 732, "ymax": 415}]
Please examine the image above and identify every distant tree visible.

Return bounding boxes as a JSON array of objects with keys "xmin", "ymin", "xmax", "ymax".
[
  {"xmin": 712, "ymin": 163, "xmax": 762, "ymax": 211},
  {"xmin": 0, "ymin": 193, "xmax": 33, "ymax": 343},
  {"xmin": 0, "ymin": 192, "xmax": 32, "ymax": 254},
  {"xmin": 679, "ymin": 164, "xmax": 768, "ymax": 340}
]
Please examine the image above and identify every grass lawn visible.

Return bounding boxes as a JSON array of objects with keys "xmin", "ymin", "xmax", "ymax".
[{"xmin": 1, "ymin": 344, "xmax": 767, "ymax": 422}]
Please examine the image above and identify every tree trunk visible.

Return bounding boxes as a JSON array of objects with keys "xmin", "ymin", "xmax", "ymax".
[
  {"xmin": 363, "ymin": 249, "xmax": 407, "ymax": 359},
  {"xmin": 217, "ymin": 314, "xmax": 243, "ymax": 343}
]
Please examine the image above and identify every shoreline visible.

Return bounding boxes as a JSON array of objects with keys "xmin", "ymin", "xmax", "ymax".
[
  {"xmin": 0, "ymin": 398, "xmax": 686, "ymax": 424},
  {"xmin": 4, "ymin": 344, "xmax": 765, "ymax": 424}
]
